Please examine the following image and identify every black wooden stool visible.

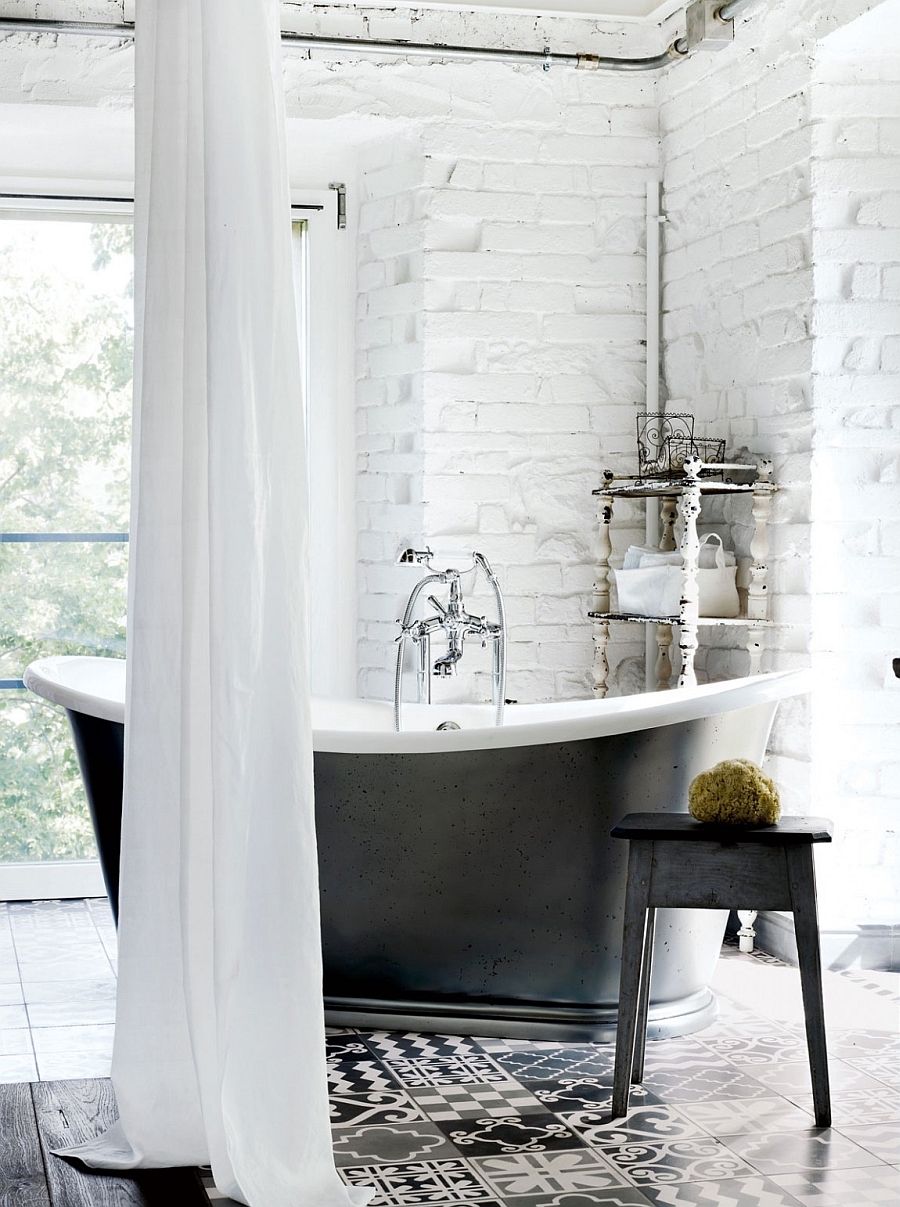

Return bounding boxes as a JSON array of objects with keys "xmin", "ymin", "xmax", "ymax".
[{"xmin": 610, "ymin": 812, "xmax": 833, "ymax": 1125}]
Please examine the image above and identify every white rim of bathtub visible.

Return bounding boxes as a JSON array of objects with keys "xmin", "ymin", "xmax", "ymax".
[{"xmin": 23, "ymin": 655, "xmax": 809, "ymax": 754}]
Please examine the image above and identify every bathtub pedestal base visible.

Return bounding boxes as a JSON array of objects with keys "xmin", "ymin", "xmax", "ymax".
[{"xmin": 324, "ymin": 986, "xmax": 718, "ymax": 1043}]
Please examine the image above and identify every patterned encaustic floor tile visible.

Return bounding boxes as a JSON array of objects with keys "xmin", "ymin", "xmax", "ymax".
[
  {"xmin": 331, "ymin": 1121, "xmax": 463, "ymax": 1167},
  {"xmin": 833, "ymin": 1122, "xmax": 900, "ymax": 1163},
  {"xmin": 744, "ymin": 1059, "xmax": 892, "ymax": 1099},
  {"xmin": 504, "ymin": 1191, "xmax": 654, "ymax": 1206},
  {"xmin": 405, "ymin": 1078, "xmax": 547, "ymax": 1120},
  {"xmin": 721, "ymin": 1127, "xmax": 887, "ymax": 1175},
  {"xmin": 436, "ymin": 1113, "xmax": 586, "ymax": 1156},
  {"xmin": 642, "ymin": 1064, "xmax": 772, "ymax": 1103},
  {"xmin": 326, "ymin": 1032, "xmax": 371, "ymax": 1061},
  {"xmin": 675, "ymin": 1096, "xmax": 816, "ymax": 1136},
  {"xmin": 5, "ymin": 905, "xmax": 898, "ymax": 1206},
  {"xmin": 492, "ymin": 1047, "xmax": 617, "ymax": 1082},
  {"xmin": 471, "ymin": 1149, "xmax": 631, "ymax": 1197},
  {"xmin": 788, "ymin": 1086, "xmax": 900, "ymax": 1126},
  {"xmin": 843, "ymin": 1053, "xmax": 900, "ymax": 1088},
  {"xmin": 383, "ymin": 1053, "xmax": 510, "ymax": 1088},
  {"xmin": 599, "ymin": 1137, "xmax": 759, "ymax": 1187},
  {"xmin": 328, "ymin": 1059, "xmax": 400, "ymax": 1095},
  {"xmin": 473, "ymin": 1036, "xmax": 594, "ymax": 1054},
  {"xmin": 769, "ymin": 1163, "xmax": 900, "ymax": 1206},
  {"xmin": 525, "ymin": 1079, "xmax": 661, "ymax": 1115},
  {"xmin": 695, "ymin": 1033, "xmax": 810, "ymax": 1067},
  {"xmin": 363, "ymin": 1032, "xmax": 488, "ymax": 1061},
  {"xmin": 639, "ymin": 1174, "xmax": 808, "ymax": 1206},
  {"xmin": 329, "ymin": 1088, "xmax": 425, "ymax": 1127},
  {"xmin": 559, "ymin": 1104, "xmax": 707, "ymax": 1147},
  {"xmin": 338, "ymin": 1158, "xmax": 502, "ymax": 1204},
  {"xmin": 827, "ymin": 1029, "xmax": 900, "ymax": 1059}
]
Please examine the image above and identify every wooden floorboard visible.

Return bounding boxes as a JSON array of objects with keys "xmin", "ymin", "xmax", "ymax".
[
  {"xmin": 0, "ymin": 1082, "xmax": 51, "ymax": 1207},
  {"xmin": 31, "ymin": 1080, "xmax": 207, "ymax": 1207}
]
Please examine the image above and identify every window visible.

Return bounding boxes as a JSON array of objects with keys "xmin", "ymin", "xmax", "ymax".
[
  {"xmin": 0, "ymin": 191, "xmax": 354, "ymax": 900},
  {"xmin": 0, "ymin": 213, "xmax": 132, "ymax": 887}
]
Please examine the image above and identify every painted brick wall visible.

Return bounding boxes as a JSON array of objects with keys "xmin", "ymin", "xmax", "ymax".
[
  {"xmin": 352, "ymin": 63, "xmax": 659, "ymax": 703},
  {"xmin": 810, "ymin": 18, "xmax": 900, "ymax": 936},
  {"xmin": 658, "ymin": 0, "xmax": 899, "ymax": 953}
]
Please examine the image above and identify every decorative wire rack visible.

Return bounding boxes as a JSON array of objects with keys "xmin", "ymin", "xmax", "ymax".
[
  {"xmin": 635, "ymin": 413, "xmax": 726, "ymax": 481},
  {"xmin": 665, "ymin": 435, "xmax": 727, "ymax": 478}
]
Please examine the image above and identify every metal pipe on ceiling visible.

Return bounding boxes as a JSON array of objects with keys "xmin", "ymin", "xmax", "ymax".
[
  {"xmin": 717, "ymin": 0, "xmax": 758, "ymax": 21},
  {"xmin": 0, "ymin": 15, "xmax": 690, "ymax": 72}
]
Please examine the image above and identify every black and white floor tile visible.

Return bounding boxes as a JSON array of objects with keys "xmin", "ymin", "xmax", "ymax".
[{"xmin": 1, "ymin": 904, "xmax": 898, "ymax": 1207}]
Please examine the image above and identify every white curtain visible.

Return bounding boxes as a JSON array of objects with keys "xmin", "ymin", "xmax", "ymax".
[{"xmin": 62, "ymin": 2, "xmax": 371, "ymax": 1204}]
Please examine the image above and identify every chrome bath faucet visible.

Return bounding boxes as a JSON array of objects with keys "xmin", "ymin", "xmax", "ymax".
[{"xmin": 394, "ymin": 550, "xmax": 507, "ymax": 732}]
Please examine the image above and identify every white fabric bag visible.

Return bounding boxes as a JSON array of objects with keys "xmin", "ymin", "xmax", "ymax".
[
  {"xmin": 696, "ymin": 533, "xmax": 740, "ymax": 618},
  {"xmin": 613, "ymin": 534, "xmax": 739, "ymax": 618}
]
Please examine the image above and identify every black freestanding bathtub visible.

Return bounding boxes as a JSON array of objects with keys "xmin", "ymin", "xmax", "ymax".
[{"xmin": 24, "ymin": 657, "xmax": 806, "ymax": 1040}]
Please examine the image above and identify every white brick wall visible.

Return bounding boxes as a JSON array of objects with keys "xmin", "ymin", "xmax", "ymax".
[
  {"xmin": 810, "ymin": 17, "xmax": 900, "ymax": 934},
  {"xmin": 658, "ymin": 0, "xmax": 900, "ymax": 949},
  {"xmin": 352, "ymin": 62, "xmax": 658, "ymax": 704}
]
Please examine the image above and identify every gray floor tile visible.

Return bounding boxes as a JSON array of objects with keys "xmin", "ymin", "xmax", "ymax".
[
  {"xmin": 503, "ymin": 1191, "xmax": 652, "ymax": 1206},
  {"xmin": 472, "ymin": 1149, "xmax": 631, "ymax": 1197},
  {"xmin": 0, "ymin": 982, "xmax": 24, "ymax": 1006},
  {"xmin": 0, "ymin": 1053, "xmax": 38, "ymax": 1083},
  {"xmin": 771, "ymin": 1164, "xmax": 900, "ymax": 1205},
  {"xmin": 21, "ymin": 977, "xmax": 116, "ymax": 1004},
  {"xmin": 330, "ymin": 1088, "xmax": 425, "ymax": 1128},
  {"xmin": 599, "ymin": 1137, "xmax": 757, "ymax": 1187},
  {"xmin": 789, "ymin": 1088, "xmax": 900, "ymax": 1126},
  {"xmin": 0, "ymin": 948, "xmax": 19, "ymax": 984},
  {"xmin": 643, "ymin": 1065, "xmax": 771, "ymax": 1104},
  {"xmin": 332, "ymin": 1121, "xmax": 463, "ymax": 1167},
  {"xmin": 31, "ymin": 1022, "xmax": 115, "ymax": 1054},
  {"xmin": 833, "ymin": 1123, "xmax": 900, "ymax": 1165},
  {"xmin": 0, "ymin": 1003, "xmax": 28, "ymax": 1029},
  {"xmin": 18, "ymin": 955, "xmax": 114, "ymax": 982},
  {"xmin": 677, "ymin": 1097, "xmax": 816, "ymax": 1136},
  {"xmin": 339, "ymin": 1157, "xmax": 503, "ymax": 1204},
  {"xmin": 0, "ymin": 1027, "xmax": 33, "ymax": 1057},
  {"xmin": 828, "ymin": 1030, "xmax": 900, "ymax": 1060},
  {"xmin": 35, "ymin": 1050, "xmax": 113, "ymax": 1080},
  {"xmin": 640, "ymin": 1175, "xmax": 806, "ymax": 1206},
  {"xmin": 560, "ymin": 1105, "xmax": 706, "ymax": 1147},
  {"xmin": 435, "ymin": 1113, "xmax": 586, "ymax": 1157},
  {"xmin": 27, "ymin": 997, "xmax": 116, "ymax": 1027},
  {"xmin": 745, "ymin": 1060, "xmax": 893, "ymax": 1101},
  {"xmin": 722, "ymin": 1128, "xmax": 886, "ymax": 1176},
  {"xmin": 406, "ymin": 1079, "xmax": 546, "ymax": 1121}
]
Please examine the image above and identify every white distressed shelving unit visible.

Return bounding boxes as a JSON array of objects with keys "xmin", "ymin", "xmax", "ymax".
[{"xmin": 589, "ymin": 456, "xmax": 776, "ymax": 696}]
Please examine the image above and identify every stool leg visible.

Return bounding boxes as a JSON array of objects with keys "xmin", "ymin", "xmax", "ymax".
[
  {"xmin": 632, "ymin": 906, "xmax": 656, "ymax": 1083},
  {"xmin": 786, "ymin": 845, "xmax": 831, "ymax": 1128},
  {"xmin": 612, "ymin": 843, "xmax": 653, "ymax": 1119}
]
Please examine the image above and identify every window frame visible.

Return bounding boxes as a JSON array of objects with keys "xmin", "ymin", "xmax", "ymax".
[{"xmin": 0, "ymin": 187, "xmax": 355, "ymax": 902}]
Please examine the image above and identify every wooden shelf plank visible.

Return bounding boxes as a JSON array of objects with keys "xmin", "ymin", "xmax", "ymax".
[{"xmin": 588, "ymin": 612, "xmax": 775, "ymax": 626}]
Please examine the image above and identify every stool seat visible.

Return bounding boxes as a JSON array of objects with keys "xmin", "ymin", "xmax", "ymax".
[{"xmin": 610, "ymin": 810, "xmax": 833, "ymax": 1127}]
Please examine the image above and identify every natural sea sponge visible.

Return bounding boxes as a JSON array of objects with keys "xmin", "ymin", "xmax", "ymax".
[{"xmin": 688, "ymin": 758, "xmax": 781, "ymax": 826}]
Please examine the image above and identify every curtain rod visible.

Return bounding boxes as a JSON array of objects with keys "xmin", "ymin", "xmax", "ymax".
[
  {"xmin": 0, "ymin": 191, "xmax": 324, "ymax": 210},
  {"xmin": 0, "ymin": 16, "xmax": 689, "ymax": 71}
]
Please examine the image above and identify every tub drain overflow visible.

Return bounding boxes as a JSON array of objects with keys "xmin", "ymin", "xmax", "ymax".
[{"xmin": 437, "ymin": 721, "xmax": 461, "ymax": 731}]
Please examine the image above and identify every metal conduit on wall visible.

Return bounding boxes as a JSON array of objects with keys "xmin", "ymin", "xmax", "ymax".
[{"xmin": 0, "ymin": 1, "xmax": 760, "ymax": 73}]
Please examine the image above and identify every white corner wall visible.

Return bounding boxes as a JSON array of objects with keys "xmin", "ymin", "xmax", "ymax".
[{"xmin": 658, "ymin": 0, "xmax": 900, "ymax": 966}]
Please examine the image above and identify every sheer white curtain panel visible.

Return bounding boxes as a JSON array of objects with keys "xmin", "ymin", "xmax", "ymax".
[{"xmin": 59, "ymin": 1, "xmax": 371, "ymax": 1203}]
